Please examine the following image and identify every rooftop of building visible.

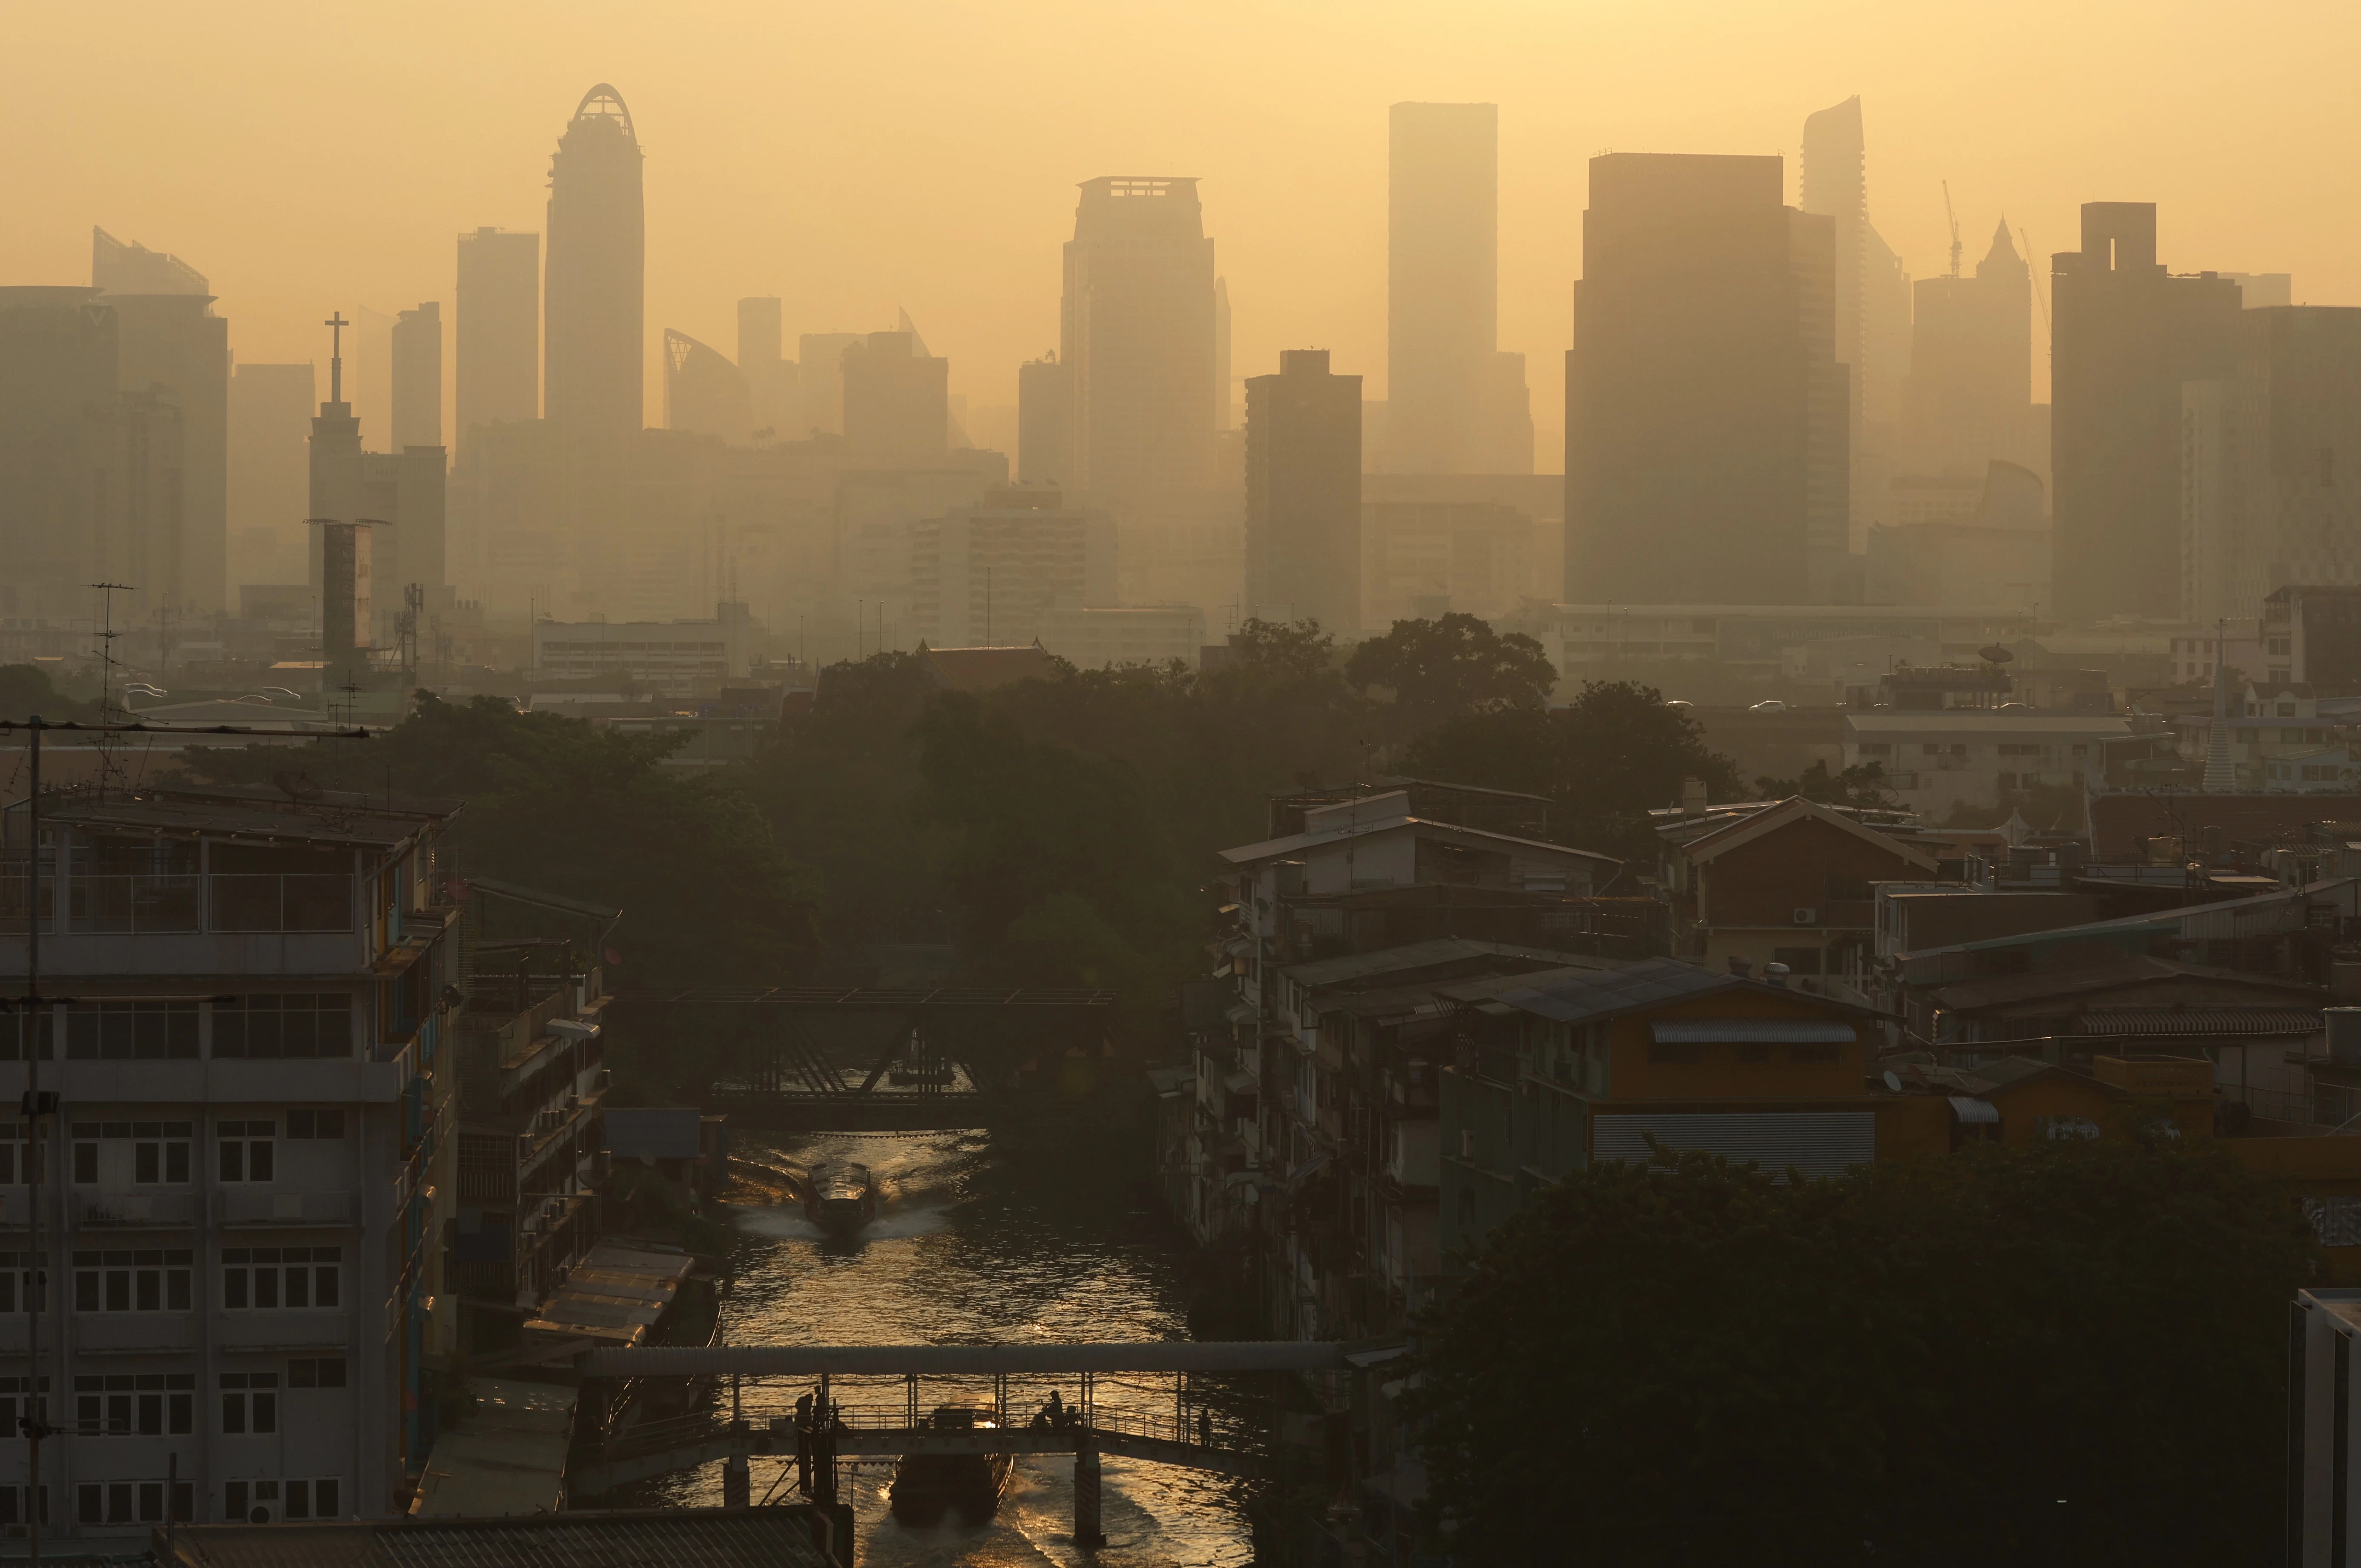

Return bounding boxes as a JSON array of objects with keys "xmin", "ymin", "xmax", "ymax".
[
  {"xmin": 154, "ymin": 1507, "xmax": 833, "ymax": 1568},
  {"xmin": 1845, "ymin": 713, "xmax": 2134, "ymax": 734},
  {"xmin": 914, "ymin": 640, "xmax": 1065, "ymax": 693},
  {"xmin": 1220, "ymin": 807, "xmax": 1621, "ymax": 871},
  {"xmin": 1924, "ymin": 954, "xmax": 2328, "ymax": 1013},
  {"xmin": 1484, "ymin": 955, "xmax": 1883, "ymax": 1028},
  {"xmin": 20, "ymin": 782, "xmax": 462, "ymax": 850},
  {"xmin": 2087, "ymin": 793, "xmax": 2361, "ymax": 860}
]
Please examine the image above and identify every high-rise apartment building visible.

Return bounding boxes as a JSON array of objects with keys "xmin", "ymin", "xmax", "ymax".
[
  {"xmin": 0, "ymin": 288, "xmax": 122, "ymax": 624},
  {"xmin": 455, "ymin": 229, "xmax": 539, "ymax": 439},
  {"xmin": 1385, "ymin": 103, "xmax": 1531, "ymax": 476},
  {"xmin": 1568, "ymin": 154, "xmax": 1848, "ymax": 605},
  {"xmin": 662, "ymin": 330, "xmax": 751, "ymax": 442},
  {"xmin": 2182, "ymin": 306, "xmax": 2361, "ymax": 623},
  {"xmin": 736, "ymin": 297, "xmax": 795, "ymax": 438},
  {"xmin": 1245, "ymin": 349, "xmax": 1362, "ymax": 631},
  {"xmin": 2051, "ymin": 202, "xmax": 2240, "ymax": 622},
  {"xmin": 1017, "ymin": 355, "xmax": 1072, "ymax": 485},
  {"xmin": 310, "ymin": 322, "xmax": 445, "ymax": 640},
  {"xmin": 909, "ymin": 487, "xmax": 1116, "ymax": 648},
  {"xmin": 1060, "ymin": 177, "xmax": 1218, "ymax": 511},
  {"xmin": 543, "ymin": 86, "xmax": 645, "ymax": 439},
  {"xmin": 843, "ymin": 330, "xmax": 948, "ymax": 463},
  {"xmin": 1903, "ymin": 222, "xmax": 2034, "ymax": 480},
  {"xmin": 95, "ymin": 229, "xmax": 230, "ymax": 615},
  {"xmin": 391, "ymin": 304, "xmax": 441, "ymax": 453},
  {"xmin": 229, "ymin": 364, "xmax": 316, "ymax": 588},
  {"xmin": 796, "ymin": 332, "xmax": 861, "ymax": 437},
  {"xmin": 1798, "ymin": 97, "xmax": 1910, "ymax": 545}
]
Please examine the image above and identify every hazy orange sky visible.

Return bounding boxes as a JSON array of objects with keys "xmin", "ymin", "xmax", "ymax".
[{"xmin": 7, "ymin": 0, "xmax": 2353, "ymax": 463}]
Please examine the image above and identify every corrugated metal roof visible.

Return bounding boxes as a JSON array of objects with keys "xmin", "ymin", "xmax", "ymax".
[
  {"xmin": 1281, "ymin": 938, "xmax": 1580, "ymax": 988},
  {"xmin": 2075, "ymin": 1006, "xmax": 2323, "ymax": 1037},
  {"xmin": 1649, "ymin": 1019, "xmax": 1857, "ymax": 1044},
  {"xmin": 1949, "ymin": 1096, "xmax": 2001, "ymax": 1124}
]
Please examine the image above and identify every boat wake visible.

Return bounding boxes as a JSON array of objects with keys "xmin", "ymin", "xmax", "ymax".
[{"xmin": 733, "ymin": 1201, "xmax": 951, "ymax": 1243}]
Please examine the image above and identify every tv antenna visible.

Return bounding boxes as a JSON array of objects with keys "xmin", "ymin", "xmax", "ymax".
[{"xmin": 89, "ymin": 581, "xmax": 135, "ymax": 798}]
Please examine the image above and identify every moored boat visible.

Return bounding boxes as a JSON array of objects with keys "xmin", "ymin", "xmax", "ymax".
[{"xmin": 889, "ymin": 1406, "xmax": 1016, "ymax": 1525}]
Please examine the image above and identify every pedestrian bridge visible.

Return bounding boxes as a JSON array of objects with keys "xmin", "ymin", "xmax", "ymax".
[{"xmin": 570, "ymin": 1341, "xmax": 1361, "ymax": 1543}]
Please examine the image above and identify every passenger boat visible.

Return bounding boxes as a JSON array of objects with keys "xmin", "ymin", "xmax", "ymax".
[
  {"xmin": 889, "ymin": 1406, "xmax": 1016, "ymax": 1525},
  {"xmin": 803, "ymin": 1162, "xmax": 880, "ymax": 1235}
]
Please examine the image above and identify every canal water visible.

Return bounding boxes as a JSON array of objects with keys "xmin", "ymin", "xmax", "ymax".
[{"xmin": 646, "ymin": 1124, "xmax": 1260, "ymax": 1567}]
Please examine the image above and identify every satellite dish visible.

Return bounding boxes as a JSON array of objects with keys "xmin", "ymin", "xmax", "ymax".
[
  {"xmin": 1882, "ymin": 1070, "xmax": 1903, "ymax": 1093},
  {"xmin": 1979, "ymin": 644, "xmax": 2016, "ymax": 664},
  {"xmin": 273, "ymin": 771, "xmax": 323, "ymax": 804}
]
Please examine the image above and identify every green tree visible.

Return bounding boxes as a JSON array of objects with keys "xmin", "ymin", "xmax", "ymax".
[
  {"xmin": 0, "ymin": 663, "xmax": 100, "ymax": 723},
  {"xmin": 1345, "ymin": 612, "xmax": 1556, "ymax": 733},
  {"xmin": 1751, "ymin": 758, "xmax": 1901, "ymax": 809},
  {"xmin": 1412, "ymin": 1141, "xmax": 2317, "ymax": 1567},
  {"xmin": 1402, "ymin": 679, "xmax": 1741, "ymax": 858}
]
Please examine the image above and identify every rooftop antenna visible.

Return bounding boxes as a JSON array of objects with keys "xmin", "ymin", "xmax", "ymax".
[
  {"xmin": 89, "ymin": 581, "xmax": 134, "ymax": 798},
  {"xmin": 1942, "ymin": 182, "xmax": 1962, "ymax": 279},
  {"xmin": 325, "ymin": 311, "xmax": 348, "ymax": 403}
]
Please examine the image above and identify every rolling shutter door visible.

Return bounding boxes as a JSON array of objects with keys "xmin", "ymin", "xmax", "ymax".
[{"xmin": 1593, "ymin": 1111, "xmax": 1875, "ymax": 1181}]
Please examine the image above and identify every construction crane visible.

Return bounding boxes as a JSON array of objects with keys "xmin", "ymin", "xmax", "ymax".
[
  {"xmin": 1943, "ymin": 181, "xmax": 1963, "ymax": 278},
  {"xmin": 2021, "ymin": 225, "xmax": 2052, "ymax": 336}
]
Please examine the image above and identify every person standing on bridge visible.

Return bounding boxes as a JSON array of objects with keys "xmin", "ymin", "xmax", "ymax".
[{"xmin": 1198, "ymin": 1407, "xmax": 1212, "ymax": 1447}]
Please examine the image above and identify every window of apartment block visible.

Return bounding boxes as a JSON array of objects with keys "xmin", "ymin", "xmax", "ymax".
[
  {"xmin": 224, "ymin": 1478, "xmax": 339, "ymax": 1523},
  {"xmin": 0, "ymin": 1258, "xmax": 46, "ymax": 1314},
  {"xmin": 73, "ymin": 1250, "xmax": 194, "ymax": 1313},
  {"xmin": 62, "ymin": 1001, "xmax": 198, "ymax": 1061},
  {"xmin": 217, "ymin": 1121, "xmax": 275, "ymax": 1182},
  {"xmin": 288, "ymin": 1357, "xmax": 347, "ymax": 1389},
  {"xmin": 76, "ymin": 1479, "xmax": 190, "ymax": 1527},
  {"xmin": 211, "ymin": 996, "xmax": 354, "ymax": 1060},
  {"xmin": 218, "ymin": 1373, "xmax": 278, "ymax": 1434},
  {"xmin": 75, "ymin": 1373, "xmax": 194, "ymax": 1436},
  {"xmin": 0, "ymin": 1125, "xmax": 37, "ymax": 1186},
  {"xmin": 221, "ymin": 1247, "xmax": 339, "ymax": 1310},
  {"xmin": 70, "ymin": 1121, "xmax": 192, "ymax": 1185},
  {"xmin": 0, "ymin": 1484, "xmax": 49, "ymax": 1527},
  {"xmin": 0, "ymin": 1379, "xmax": 49, "ymax": 1446},
  {"xmin": 285, "ymin": 1110, "xmax": 346, "ymax": 1140}
]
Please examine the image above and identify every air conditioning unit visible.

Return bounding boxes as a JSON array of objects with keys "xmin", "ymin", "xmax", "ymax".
[
  {"xmin": 1792, "ymin": 907, "xmax": 1818, "ymax": 926},
  {"xmin": 246, "ymin": 1503, "xmax": 279, "ymax": 1525}
]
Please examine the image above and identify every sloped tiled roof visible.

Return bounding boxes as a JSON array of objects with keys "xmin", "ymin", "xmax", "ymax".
[{"xmin": 916, "ymin": 640, "xmax": 1064, "ymax": 692}]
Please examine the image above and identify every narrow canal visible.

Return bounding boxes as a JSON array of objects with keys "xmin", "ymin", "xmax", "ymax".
[{"xmin": 647, "ymin": 1123, "xmax": 1261, "ymax": 1567}]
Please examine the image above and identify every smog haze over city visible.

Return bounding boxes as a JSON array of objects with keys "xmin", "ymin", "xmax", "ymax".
[{"xmin": 12, "ymin": 3, "xmax": 2361, "ymax": 1565}]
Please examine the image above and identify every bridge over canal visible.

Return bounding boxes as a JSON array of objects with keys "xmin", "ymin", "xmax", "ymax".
[{"xmin": 572, "ymin": 1341, "xmax": 1359, "ymax": 1548}]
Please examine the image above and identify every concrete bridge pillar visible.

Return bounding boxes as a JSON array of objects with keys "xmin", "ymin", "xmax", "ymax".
[
  {"xmin": 1074, "ymin": 1439, "xmax": 1107, "ymax": 1550},
  {"xmin": 722, "ymin": 1448, "xmax": 750, "ymax": 1508}
]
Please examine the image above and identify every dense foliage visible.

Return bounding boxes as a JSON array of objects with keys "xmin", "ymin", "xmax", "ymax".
[
  {"xmin": 1411, "ymin": 1142, "xmax": 2318, "ymax": 1567},
  {"xmin": 1346, "ymin": 612, "xmax": 1557, "ymax": 734}
]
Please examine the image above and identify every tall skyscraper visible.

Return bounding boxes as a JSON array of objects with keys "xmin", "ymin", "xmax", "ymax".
[
  {"xmin": 456, "ymin": 227, "xmax": 540, "ymax": 439},
  {"xmin": 662, "ymin": 329, "xmax": 751, "ymax": 442},
  {"xmin": 392, "ymin": 302, "xmax": 442, "ymax": 451},
  {"xmin": 1017, "ymin": 354, "xmax": 1072, "ymax": 485},
  {"xmin": 1904, "ymin": 221, "xmax": 2034, "ymax": 479},
  {"xmin": 2181, "ymin": 306, "xmax": 2361, "ymax": 621},
  {"xmin": 1245, "ymin": 349, "xmax": 1362, "ymax": 631},
  {"xmin": 544, "ymin": 85, "xmax": 645, "ymax": 438},
  {"xmin": 1060, "ymin": 177, "xmax": 1217, "ymax": 510},
  {"xmin": 2051, "ymin": 202, "xmax": 2239, "ymax": 622},
  {"xmin": 844, "ymin": 330, "xmax": 948, "ymax": 462},
  {"xmin": 311, "ymin": 315, "xmax": 447, "ymax": 632},
  {"xmin": 95, "ymin": 227, "xmax": 229, "ymax": 614},
  {"xmin": 737, "ymin": 296, "xmax": 795, "ymax": 437},
  {"xmin": 1799, "ymin": 97, "xmax": 1911, "ymax": 545},
  {"xmin": 1213, "ymin": 276, "xmax": 1233, "ymax": 432},
  {"xmin": 1567, "ymin": 153, "xmax": 1848, "ymax": 605},
  {"xmin": 229, "ymin": 362, "xmax": 316, "ymax": 586},
  {"xmin": 797, "ymin": 331, "xmax": 862, "ymax": 435},
  {"xmin": 1387, "ymin": 103, "xmax": 1531, "ymax": 475}
]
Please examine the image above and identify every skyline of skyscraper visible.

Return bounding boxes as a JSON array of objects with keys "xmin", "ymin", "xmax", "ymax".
[
  {"xmin": 1246, "ymin": 347, "xmax": 1362, "ymax": 630},
  {"xmin": 1798, "ymin": 96, "xmax": 1910, "ymax": 544},
  {"xmin": 391, "ymin": 301, "xmax": 442, "ymax": 451},
  {"xmin": 2051, "ymin": 201, "xmax": 2239, "ymax": 622},
  {"xmin": 1904, "ymin": 219, "xmax": 2034, "ymax": 480},
  {"xmin": 1385, "ymin": 102, "xmax": 1532, "ymax": 476},
  {"xmin": 1568, "ymin": 152, "xmax": 1847, "ymax": 606},
  {"xmin": 544, "ymin": 84, "xmax": 646, "ymax": 439},
  {"xmin": 663, "ymin": 327, "xmax": 752, "ymax": 442},
  {"xmin": 456, "ymin": 226, "xmax": 540, "ymax": 440},
  {"xmin": 1060, "ymin": 176, "xmax": 1218, "ymax": 512}
]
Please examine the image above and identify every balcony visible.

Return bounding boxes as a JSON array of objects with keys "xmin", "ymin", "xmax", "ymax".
[
  {"xmin": 218, "ymin": 1190, "xmax": 355, "ymax": 1228},
  {"xmin": 74, "ymin": 1192, "xmax": 198, "ymax": 1229}
]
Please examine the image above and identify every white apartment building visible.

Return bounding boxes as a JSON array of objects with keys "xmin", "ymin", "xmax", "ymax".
[
  {"xmin": 1035, "ymin": 605, "xmax": 1206, "ymax": 670},
  {"xmin": 1844, "ymin": 712, "xmax": 2132, "ymax": 819},
  {"xmin": 0, "ymin": 782, "xmax": 462, "ymax": 1536}
]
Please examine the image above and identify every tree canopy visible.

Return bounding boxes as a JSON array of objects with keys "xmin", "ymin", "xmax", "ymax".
[
  {"xmin": 1411, "ymin": 1141, "xmax": 2317, "ymax": 1567},
  {"xmin": 1403, "ymin": 679, "xmax": 1742, "ymax": 858},
  {"xmin": 1345, "ymin": 612, "xmax": 1557, "ymax": 733}
]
